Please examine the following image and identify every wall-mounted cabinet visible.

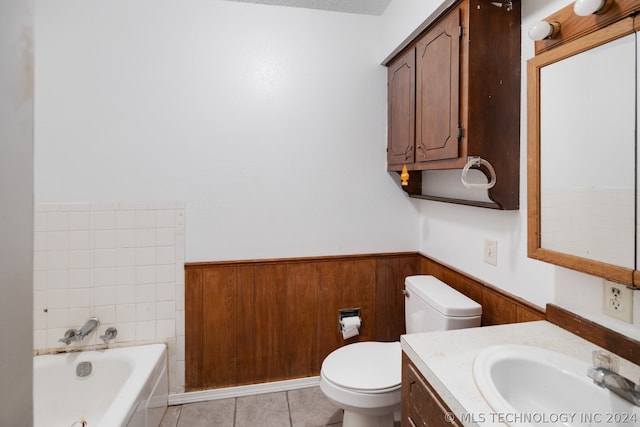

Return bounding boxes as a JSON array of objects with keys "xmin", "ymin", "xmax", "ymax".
[{"xmin": 385, "ymin": 0, "xmax": 521, "ymax": 210}]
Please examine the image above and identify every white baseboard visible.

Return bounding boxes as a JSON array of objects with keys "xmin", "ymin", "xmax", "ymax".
[{"xmin": 168, "ymin": 376, "xmax": 321, "ymax": 406}]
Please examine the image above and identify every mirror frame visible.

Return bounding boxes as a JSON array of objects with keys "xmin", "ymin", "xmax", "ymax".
[{"xmin": 527, "ymin": 17, "xmax": 637, "ymax": 286}]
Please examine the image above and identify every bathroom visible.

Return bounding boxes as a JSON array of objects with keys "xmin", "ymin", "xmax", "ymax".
[{"xmin": 2, "ymin": 0, "xmax": 640, "ymax": 425}]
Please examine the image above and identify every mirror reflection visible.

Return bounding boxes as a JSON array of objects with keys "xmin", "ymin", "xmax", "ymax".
[{"xmin": 539, "ymin": 33, "xmax": 636, "ymax": 269}]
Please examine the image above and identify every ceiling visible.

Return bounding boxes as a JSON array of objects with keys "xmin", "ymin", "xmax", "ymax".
[{"xmin": 224, "ymin": 0, "xmax": 393, "ymax": 15}]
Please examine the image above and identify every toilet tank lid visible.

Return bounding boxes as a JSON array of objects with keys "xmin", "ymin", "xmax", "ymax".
[{"xmin": 405, "ymin": 275, "xmax": 482, "ymax": 317}]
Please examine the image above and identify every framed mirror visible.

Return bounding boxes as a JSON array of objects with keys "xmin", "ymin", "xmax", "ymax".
[{"xmin": 527, "ymin": 17, "xmax": 637, "ymax": 286}]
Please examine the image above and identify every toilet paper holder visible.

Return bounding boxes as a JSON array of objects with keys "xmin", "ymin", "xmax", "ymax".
[{"xmin": 338, "ymin": 308, "xmax": 361, "ymax": 333}]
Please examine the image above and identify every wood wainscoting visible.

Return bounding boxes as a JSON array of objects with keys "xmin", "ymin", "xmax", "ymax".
[
  {"xmin": 546, "ymin": 304, "xmax": 640, "ymax": 366},
  {"xmin": 418, "ymin": 257, "xmax": 545, "ymax": 325},
  {"xmin": 185, "ymin": 253, "xmax": 545, "ymax": 391},
  {"xmin": 185, "ymin": 253, "xmax": 419, "ymax": 391}
]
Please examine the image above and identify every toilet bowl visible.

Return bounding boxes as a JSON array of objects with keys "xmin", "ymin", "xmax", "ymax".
[
  {"xmin": 319, "ymin": 275, "xmax": 482, "ymax": 427},
  {"xmin": 320, "ymin": 341, "xmax": 401, "ymax": 427}
]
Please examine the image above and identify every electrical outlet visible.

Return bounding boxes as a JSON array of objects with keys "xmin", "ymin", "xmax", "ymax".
[
  {"xmin": 484, "ymin": 239, "xmax": 497, "ymax": 266},
  {"xmin": 603, "ymin": 280, "xmax": 633, "ymax": 323}
]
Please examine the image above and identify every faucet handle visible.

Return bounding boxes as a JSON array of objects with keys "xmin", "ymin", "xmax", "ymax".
[
  {"xmin": 58, "ymin": 329, "xmax": 78, "ymax": 345},
  {"xmin": 99, "ymin": 327, "xmax": 118, "ymax": 344},
  {"xmin": 592, "ymin": 350, "xmax": 619, "ymax": 373}
]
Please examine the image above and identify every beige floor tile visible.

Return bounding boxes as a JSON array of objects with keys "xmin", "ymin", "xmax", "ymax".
[
  {"xmin": 159, "ymin": 406, "xmax": 181, "ymax": 427},
  {"xmin": 235, "ymin": 392, "xmax": 291, "ymax": 427},
  {"xmin": 160, "ymin": 386, "xmax": 354, "ymax": 427},
  {"xmin": 288, "ymin": 387, "xmax": 343, "ymax": 427},
  {"xmin": 177, "ymin": 399, "xmax": 235, "ymax": 427}
]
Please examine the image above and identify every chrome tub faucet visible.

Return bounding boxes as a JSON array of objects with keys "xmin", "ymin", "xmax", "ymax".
[
  {"xmin": 588, "ymin": 350, "xmax": 640, "ymax": 407},
  {"xmin": 58, "ymin": 317, "xmax": 100, "ymax": 345},
  {"xmin": 77, "ymin": 317, "xmax": 100, "ymax": 340}
]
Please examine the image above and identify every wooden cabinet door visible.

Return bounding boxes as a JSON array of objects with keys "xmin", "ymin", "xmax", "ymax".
[
  {"xmin": 402, "ymin": 353, "xmax": 462, "ymax": 427},
  {"xmin": 387, "ymin": 48, "xmax": 416, "ymax": 167},
  {"xmin": 415, "ymin": 9, "xmax": 460, "ymax": 164}
]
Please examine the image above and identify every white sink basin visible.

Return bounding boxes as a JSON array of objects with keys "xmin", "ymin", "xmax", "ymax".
[{"xmin": 473, "ymin": 344, "xmax": 640, "ymax": 426}]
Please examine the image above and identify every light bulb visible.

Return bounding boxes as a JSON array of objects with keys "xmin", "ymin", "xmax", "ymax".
[
  {"xmin": 573, "ymin": 0, "xmax": 607, "ymax": 16},
  {"xmin": 528, "ymin": 21, "xmax": 560, "ymax": 41}
]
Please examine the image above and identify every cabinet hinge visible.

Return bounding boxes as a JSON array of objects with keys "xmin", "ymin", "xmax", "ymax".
[
  {"xmin": 458, "ymin": 124, "xmax": 464, "ymax": 141},
  {"xmin": 459, "ymin": 25, "xmax": 464, "ymax": 39}
]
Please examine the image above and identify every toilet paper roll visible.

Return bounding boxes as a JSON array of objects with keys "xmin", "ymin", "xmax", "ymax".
[
  {"xmin": 340, "ymin": 316, "xmax": 361, "ymax": 329},
  {"xmin": 342, "ymin": 326, "xmax": 359, "ymax": 340},
  {"xmin": 340, "ymin": 316, "xmax": 361, "ymax": 340}
]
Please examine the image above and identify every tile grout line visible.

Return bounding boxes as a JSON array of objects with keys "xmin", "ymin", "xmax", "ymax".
[
  {"xmin": 233, "ymin": 396, "xmax": 237, "ymax": 427},
  {"xmin": 174, "ymin": 405, "xmax": 182, "ymax": 427},
  {"xmin": 286, "ymin": 390, "xmax": 293, "ymax": 427}
]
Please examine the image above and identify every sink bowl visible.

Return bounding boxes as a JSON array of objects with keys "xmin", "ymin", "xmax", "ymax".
[{"xmin": 473, "ymin": 344, "xmax": 640, "ymax": 426}]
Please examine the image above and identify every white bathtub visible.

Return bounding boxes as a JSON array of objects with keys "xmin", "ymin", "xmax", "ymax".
[{"xmin": 34, "ymin": 344, "xmax": 168, "ymax": 427}]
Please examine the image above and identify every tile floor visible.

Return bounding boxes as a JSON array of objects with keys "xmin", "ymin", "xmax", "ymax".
[
  {"xmin": 160, "ymin": 386, "xmax": 344, "ymax": 427},
  {"xmin": 160, "ymin": 386, "xmax": 402, "ymax": 427}
]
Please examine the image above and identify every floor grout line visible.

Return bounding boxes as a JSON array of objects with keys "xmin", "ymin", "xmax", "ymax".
[
  {"xmin": 232, "ymin": 397, "xmax": 237, "ymax": 427},
  {"xmin": 285, "ymin": 390, "xmax": 293, "ymax": 427}
]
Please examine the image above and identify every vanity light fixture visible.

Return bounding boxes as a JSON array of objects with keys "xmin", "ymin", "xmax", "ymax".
[
  {"xmin": 528, "ymin": 20, "xmax": 561, "ymax": 41},
  {"xmin": 573, "ymin": 0, "xmax": 614, "ymax": 16}
]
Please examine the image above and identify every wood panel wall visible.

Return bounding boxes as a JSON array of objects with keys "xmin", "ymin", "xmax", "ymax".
[
  {"xmin": 185, "ymin": 253, "xmax": 545, "ymax": 391},
  {"xmin": 185, "ymin": 253, "xmax": 419, "ymax": 391}
]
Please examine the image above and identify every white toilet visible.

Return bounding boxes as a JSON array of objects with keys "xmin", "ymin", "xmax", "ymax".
[{"xmin": 319, "ymin": 275, "xmax": 482, "ymax": 427}]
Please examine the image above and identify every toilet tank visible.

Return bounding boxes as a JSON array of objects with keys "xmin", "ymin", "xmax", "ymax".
[{"xmin": 404, "ymin": 275, "xmax": 482, "ymax": 334}]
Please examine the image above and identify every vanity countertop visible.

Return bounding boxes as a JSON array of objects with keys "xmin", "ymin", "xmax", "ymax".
[{"xmin": 401, "ymin": 320, "xmax": 640, "ymax": 426}]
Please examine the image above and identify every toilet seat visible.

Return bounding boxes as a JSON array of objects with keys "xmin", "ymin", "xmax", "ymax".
[{"xmin": 320, "ymin": 341, "xmax": 401, "ymax": 394}]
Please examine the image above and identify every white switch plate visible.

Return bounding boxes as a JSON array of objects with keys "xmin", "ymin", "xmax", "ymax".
[
  {"xmin": 484, "ymin": 239, "xmax": 497, "ymax": 266},
  {"xmin": 602, "ymin": 280, "xmax": 633, "ymax": 323}
]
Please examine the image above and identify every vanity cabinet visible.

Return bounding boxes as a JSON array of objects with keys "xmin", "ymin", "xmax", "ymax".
[
  {"xmin": 385, "ymin": 0, "xmax": 521, "ymax": 210},
  {"xmin": 402, "ymin": 353, "xmax": 462, "ymax": 427}
]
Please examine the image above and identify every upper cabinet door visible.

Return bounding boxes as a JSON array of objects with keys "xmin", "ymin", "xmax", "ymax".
[
  {"xmin": 387, "ymin": 49, "xmax": 416, "ymax": 166},
  {"xmin": 415, "ymin": 9, "xmax": 460, "ymax": 163}
]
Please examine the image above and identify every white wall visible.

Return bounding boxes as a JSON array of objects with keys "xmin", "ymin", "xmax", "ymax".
[
  {"xmin": 34, "ymin": 0, "xmax": 420, "ymax": 263},
  {"xmin": 34, "ymin": 0, "xmax": 640, "ymax": 362},
  {"xmin": 34, "ymin": 0, "xmax": 420, "ymax": 395},
  {"xmin": 379, "ymin": 0, "xmax": 640, "ymax": 339},
  {"xmin": 0, "ymin": 0, "xmax": 34, "ymax": 424}
]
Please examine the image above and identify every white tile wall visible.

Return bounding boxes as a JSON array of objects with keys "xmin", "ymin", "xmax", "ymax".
[{"xmin": 33, "ymin": 201, "xmax": 186, "ymax": 393}]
